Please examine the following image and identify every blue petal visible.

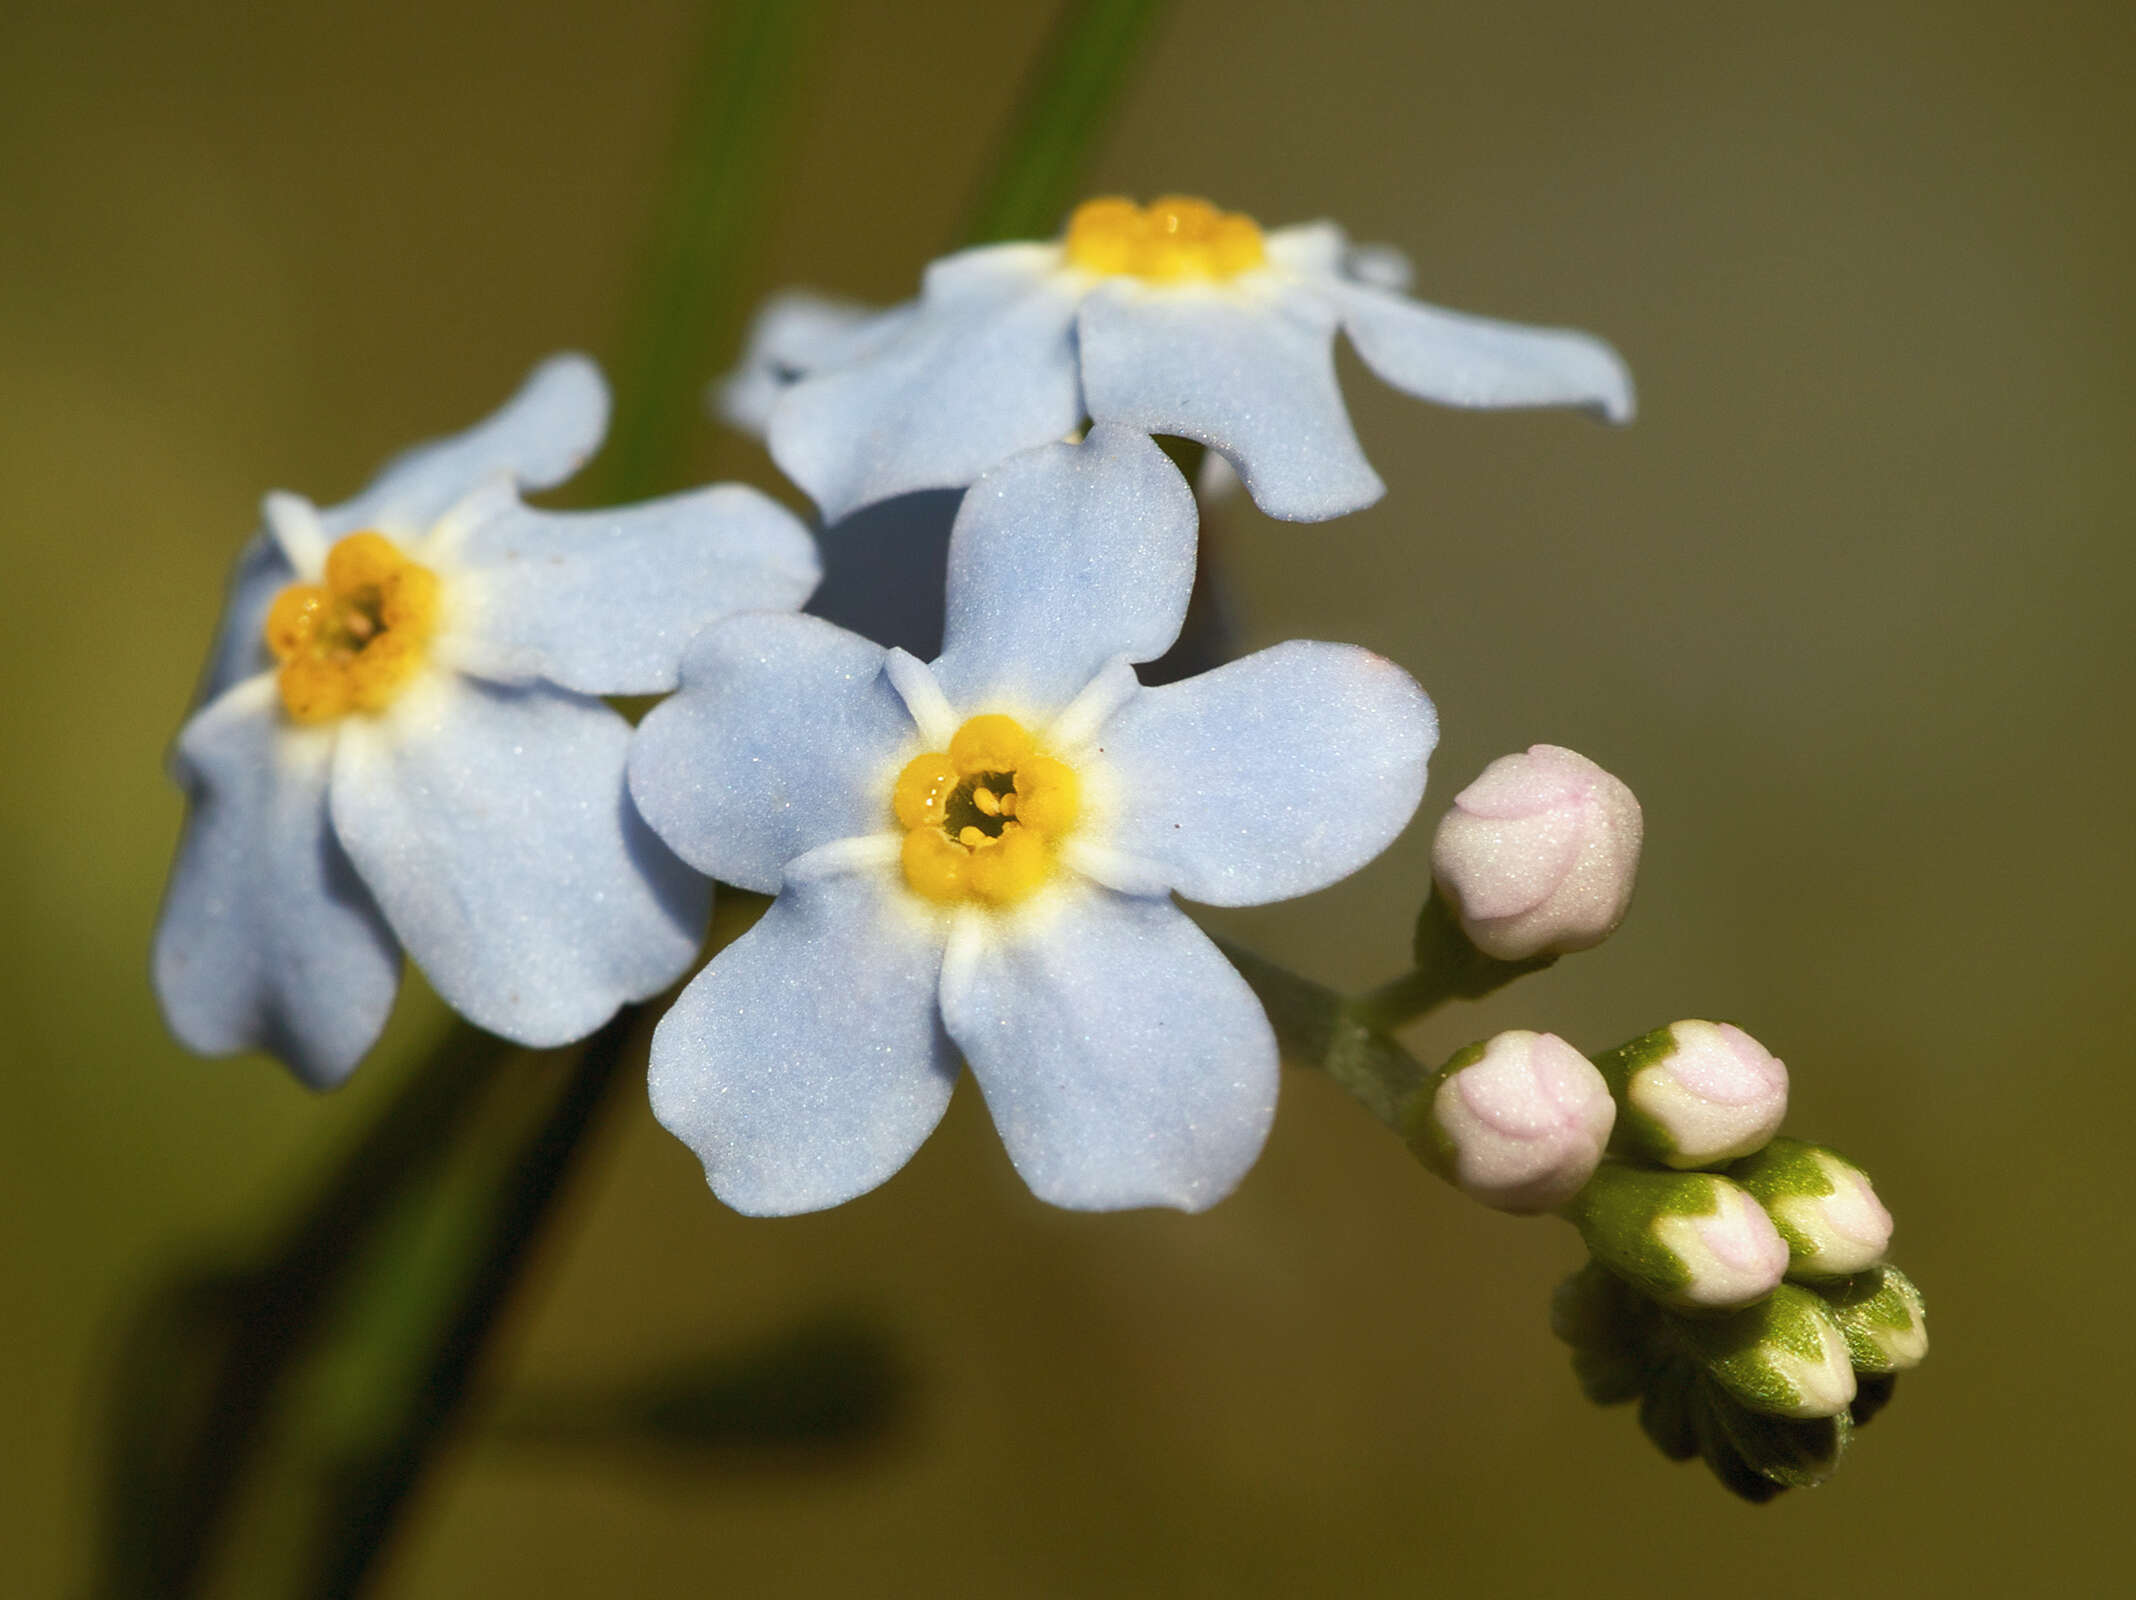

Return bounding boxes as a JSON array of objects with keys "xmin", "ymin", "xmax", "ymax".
[
  {"xmin": 328, "ymin": 354, "xmax": 610, "ymax": 536},
  {"xmin": 1095, "ymin": 641, "xmax": 1437, "ymax": 907},
  {"xmin": 190, "ymin": 531, "xmax": 295, "ymax": 711},
  {"xmin": 628, "ymin": 614, "xmax": 914, "ymax": 894},
  {"xmin": 1078, "ymin": 281, "xmax": 1385, "ymax": 522},
  {"xmin": 649, "ymin": 853, "xmax": 957, "ymax": 1216},
  {"xmin": 941, "ymin": 885, "xmax": 1279, "ymax": 1212},
  {"xmin": 930, "ymin": 425, "xmax": 1197, "ymax": 715},
  {"xmin": 1329, "ymin": 281, "xmax": 1635, "ymax": 423},
  {"xmin": 444, "ymin": 485, "xmax": 819, "ymax": 696},
  {"xmin": 152, "ymin": 679, "xmax": 401, "ymax": 1087},
  {"xmin": 713, "ymin": 289, "xmax": 915, "ymax": 438},
  {"xmin": 767, "ymin": 244, "xmax": 1083, "ymax": 522},
  {"xmin": 329, "ymin": 674, "xmax": 707, "ymax": 1047}
]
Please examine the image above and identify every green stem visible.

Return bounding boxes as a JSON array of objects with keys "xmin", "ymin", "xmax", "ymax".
[
  {"xmin": 97, "ymin": 1021, "xmax": 512, "ymax": 1599},
  {"xmin": 960, "ymin": 0, "xmax": 1175, "ymax": 245},
  {"xmin": 306, "ymin": 1004, "xmax": 645, "ymax": 1598},
  {"xmin": 1351, "ymin": 892, "xmax": 1558, "ymax": 1032},
  {"xmin": 591, "ymin": 0, "xmax": 827, "ymax": 504}
]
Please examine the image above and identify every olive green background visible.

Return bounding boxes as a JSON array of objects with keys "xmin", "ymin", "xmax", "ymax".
[{"xmin": 3, "ymin": 1, "xmax": 2129, "ymax": 1594}]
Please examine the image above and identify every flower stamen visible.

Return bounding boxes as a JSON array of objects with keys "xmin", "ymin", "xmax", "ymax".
[
  {"xmin": 894, "ymin": 714, "xmax": 1081, "ymax": 906},
  {"xmin": 1063, "ymin": 195, "xmax": 1267, "ymax": 282},
  {"xmin": 262, "ymin": 531, "xmax": 441, "ymax": 723}
]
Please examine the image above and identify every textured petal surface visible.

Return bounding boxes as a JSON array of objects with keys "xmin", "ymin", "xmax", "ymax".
[
  {"xmin": 649, "ymin": 861, "xmax": 957, "ymax": 1216},
  {"xmin": 152, "ymin": 679, "xmax": 401, "ymax": 1087},
  {"xmin": 713, "ymin": 290, "xmax": 915, "ymax": 438},
  {"xmin": 445, "ymin": 485, "xmax": 819, "ymax": 695},
  {"xmin": 629, "ymin": 614, "xmax": 915, "ymax": 894},
  {"xmin": 190, "ymin": 530, "xmax": 295, "ymax": 710},
  {"xmin": 942, "ymin": 886, "xmax": 1278, "ymax": 1211},
  {"xmin": 768, "ymin": 245, "xmax": 1083, "ymax": 522},
  {"xmin": 1079, "ymin": 281, "xmax": 1384, "ymax": 522},
  {"xmin": 1330, "ymin": 281, "xmax": 1635, "ymax": 423},
  {"xmin": 931, "ymin": 425, "xmax": 1197, "ymax": 714},
  {"xmin": 330, "ymin": 675, "xmax": 706, "ymax": 1046},
  {"xmin": 1096, "ymin": 640, "xmax": 1437, "ymax": 907},
  {"xmin": 327, "ymin": 354, "xmax": 610, "ymax": 536}
]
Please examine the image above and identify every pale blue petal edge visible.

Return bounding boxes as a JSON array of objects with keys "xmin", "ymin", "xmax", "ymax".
[
  {"xmin": 446, "ymin": 484, "xmax": 820, "ymax": 696},
  {"xmin": 330, "ymin": 675, "xmax": 707, "ymax": 1047},
  {"xmin": 713, "ymin": 290, "xmax": 916, "ymax": 439},
  {"xmin": 628, "ymin": 613, "xmax": 916, "ymax": 895},
  {"xmin": 942, "ymin": 885, "xmax": 1279, "ymax": 1212},
  {"xmin": 767, "ymin": 245, "xmax": 1084, "ymax": 523},
  {"xmin": 190, "ymin": 531, "xmax": 295, "ymax": 711},
  {"xmin": 1094, "ymin": 640, "xmax": 1437, "ymax": 908},
  {"xmin": 1078, "ymin": 280, "xmax": 1385, "ymax": 523},
  {"xmin": 649, "ymin": 861, "xmax": 958, "ymax": 1216},
  {"xmin": 1328, "ymin": 280, "xmax": 1636, "ymax": 423},
  {"xmin": 152, "ymin": 679, "xmax": 401, "ymax": 1088},
  {"xmin": 326, "ymin": 353, "xmax": 611, "ymax": 536},
  {"xmin": 930, "ymin": 425, "xmax": 1197, "ymax": 716}
]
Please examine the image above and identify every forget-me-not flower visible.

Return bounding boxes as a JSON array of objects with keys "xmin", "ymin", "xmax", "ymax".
[
  {"xmin": 759, "ymin": 195, "xmax": 1635, "ymax": 525},
  {"xmin": 153, "ymin": 355, "xmax": 819, "ymax": 1086},
  {"xmin": 628, "ymin": 425, "xmax": 1437, "ymax": 1215}
]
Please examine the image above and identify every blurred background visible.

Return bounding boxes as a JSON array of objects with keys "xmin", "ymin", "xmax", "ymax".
[{"xmin": 3, "ymin": 0, "xmax": 2130, "ymax": 1593}]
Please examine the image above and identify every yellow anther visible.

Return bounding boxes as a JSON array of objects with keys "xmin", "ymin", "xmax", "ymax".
[
  {"xmin": 949, "ymin": 714, "xmax": 1033, "ymax": 777},
  {"xmin": 966, "ymin": 825, "xmax": 1050, "ymax": 905},
  {"xmin": 1063, "ymin": 194, "xmax": 1267, "ymax": 283},
  {"xmin": 264, "ymin": 530, "xmax": 441, "ymax": 724},
  {"xmin": 893, "ymin": 752, "xmax": 959, "ymax": 830},
  {"xmin": 892, "ymin": 714, "xmax": 1084, "ymax": 908},
  {"xmin": 1011, "ymin": 755, "xmax": 1080, "ymax": 836},
  {"xmin": 901, "ymin": 828, "xmax": 970, "ymax": 904}
]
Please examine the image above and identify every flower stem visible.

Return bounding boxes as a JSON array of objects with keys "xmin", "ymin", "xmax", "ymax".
[
  {"xmin": 591, "ymin": 0, "xmax": 827, "ymax": 505},
  {"xmin": 959, "ymin": 0, "xmax": 1175, "ymax": 245}
]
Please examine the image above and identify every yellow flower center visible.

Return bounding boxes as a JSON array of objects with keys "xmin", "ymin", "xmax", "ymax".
[
  {"xmin": 893, "ymin": 714, "xmax": 1081, "ymax": 907},
  {"xmin": 262, "ymin": 531, "xmax": 441, "ymax": 723},
  {"xmin": 1062, "ymin": 195, "xmax": 1267, "ymax": 282}
]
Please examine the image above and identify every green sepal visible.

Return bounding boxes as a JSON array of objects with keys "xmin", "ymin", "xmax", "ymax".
[
  {"xmin": 1564, "ymin": 1163, "xmax": 1734, "ymax": 1305},
  {"xmin": 1551, "ymin": 1262, "xmax": 1663, "ymax": 1405},
  {"xmin": 1690, "ymin": 1384, "xmax": 1788, "ymax": 1504},
  {"xmin": 1636, "ymin": 1369, "xmax": 1701, "ymax": 1462},
  {"xmin": 1706, "ymin": 1381, "xmax": 1853, "ymax": 1490},
  {"xmin": 1589, "ymin": 1024, "xmax": 1683, "ymax": 1164},
  {"xmin": 1670, "ymin": 1283, "xmax": 1856, "ymax": 1419},
  {"xmin": 1815, "ymin": 1265, "xmax": 1929, "ymax": 1373}
]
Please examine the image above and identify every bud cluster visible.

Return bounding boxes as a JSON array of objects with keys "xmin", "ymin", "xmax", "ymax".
[
  {"xmin": 1391, "ymin": 748, "xmax": 1925, "ymax": 1500},
  {"xmin": 1545, "ymin": 1031, "xmax": 1923, "ymax": 1500}
]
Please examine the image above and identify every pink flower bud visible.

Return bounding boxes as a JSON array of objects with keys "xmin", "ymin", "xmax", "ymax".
[
  {"xmin": 1431, "ymin": 744, "xmax": 1643, "ymax": 961},
  {"xmin": 1612, "ymin": 1020, "xmax": 1790, "ymax": 1169},
  {"xmin": 1426, "ymin": 1030, "xmax": 1617, "ymax": 1214},
  {"xmin": 1653, "ymin": 1180, "xmax": 1793, "ymax": 1310}
]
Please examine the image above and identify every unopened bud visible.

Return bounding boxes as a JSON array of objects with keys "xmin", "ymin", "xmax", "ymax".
[
  {"xmin": 1596, "ymin": 1021, "xmax": 1789, "ymax": 1169},
  {"xmin": 1570, "ymin": 1166, "xmax": 1789, "ymax": 1311},
  {"xmin": 1674, "ymin": 1283, "xmax": 1858, "ymax": 1419},
  {"xmin": 1818, "ymin": 1266, "xmax": 1929, "ymax": 1373},
  {"xmin": 1731, "ymin": 1138, "xmax": 1893, "ymax": 1278},
  {"xmin": 1431, "ymin": 744, "xmax": 1642, "ymax": 961},
  {"xmin": 1413, "ymin": 1031, "xmax": 1616, "ymax": 1214}
]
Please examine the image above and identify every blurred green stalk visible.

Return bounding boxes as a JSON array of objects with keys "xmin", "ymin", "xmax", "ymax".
[
  {"xmin": 591, "ymin": 0, "xmax": 828, "ymax": 505},
  {"xmin": 961, "ymin": 0, "xmax": 1174, "ymax": 245}
]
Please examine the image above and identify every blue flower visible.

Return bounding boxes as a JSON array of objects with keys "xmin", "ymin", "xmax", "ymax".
[
  {"xmin": 628, "ymin": 426, "xmax": 1437, "ymax": 1215},
  {"xmin": 153, "ymin": 355, "xmax": 820, "ymax": 1086},
  {"xmin": 754, "ymin": 195, "xmax": 1634, "ymax": 525}
]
